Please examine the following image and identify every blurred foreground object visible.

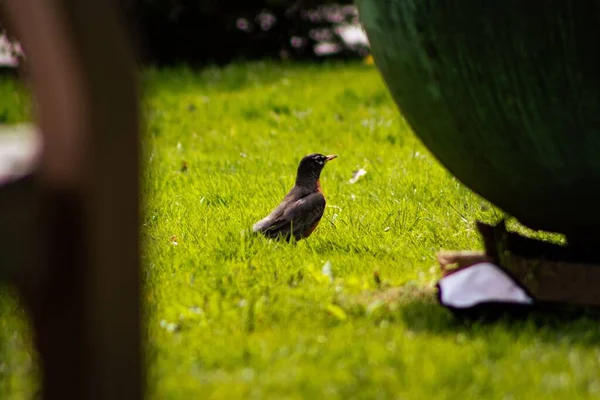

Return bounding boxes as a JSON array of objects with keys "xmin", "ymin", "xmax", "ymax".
[{"xmin": 0, "ymin": 0, "xmax": 142, "ymax": 399}]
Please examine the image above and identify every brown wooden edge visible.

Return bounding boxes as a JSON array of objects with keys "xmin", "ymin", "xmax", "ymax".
[{"xmin": 0, "ymin": 0, "xmax": 143, "ymax": 399}]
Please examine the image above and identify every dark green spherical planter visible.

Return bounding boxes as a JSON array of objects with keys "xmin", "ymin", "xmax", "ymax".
[{"xmin": 356, "ymin": 0, "xmax": 600, "ymax": 241}]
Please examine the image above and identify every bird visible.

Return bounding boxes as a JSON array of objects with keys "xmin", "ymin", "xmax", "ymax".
[{"xmin": 252, "ymin": 153, "xmax": 337, "ymax": 242}]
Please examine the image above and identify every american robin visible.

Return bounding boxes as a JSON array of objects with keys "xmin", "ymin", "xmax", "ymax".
[{"xmin": 252, "ymin": 153, "xmax": 337, "ymax": 241}]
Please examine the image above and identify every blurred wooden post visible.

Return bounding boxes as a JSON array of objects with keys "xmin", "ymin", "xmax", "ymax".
[{"xmin": 0, "ymin": 0, "xmax": 142, "ymax": 399}]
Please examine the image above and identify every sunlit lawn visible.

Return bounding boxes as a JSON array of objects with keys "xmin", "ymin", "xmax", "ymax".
[{"xmin": 1, "ymin": 62, "xmax": 600, "ymax": 399}]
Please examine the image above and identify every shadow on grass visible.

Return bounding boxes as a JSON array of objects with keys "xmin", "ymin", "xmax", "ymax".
[
  {"xmin": 338, "ymin": 285, "xmax": 600, "ymax": 347},
  {"xmin": 403, "ymin": 299, "xmax": 600, "ymax": 344}
]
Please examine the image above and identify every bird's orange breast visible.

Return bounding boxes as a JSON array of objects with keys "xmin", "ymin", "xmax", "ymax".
[{"xmin": 302, "ymin": 220, "xmax": 321, "ymax": 238}]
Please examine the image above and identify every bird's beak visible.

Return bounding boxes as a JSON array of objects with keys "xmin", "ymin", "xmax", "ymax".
[{"xmin": 325, "ymin": 155, "xmax": 338, "ymax": 162}]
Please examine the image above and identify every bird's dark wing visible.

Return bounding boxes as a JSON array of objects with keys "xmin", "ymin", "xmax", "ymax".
[
  {"xmin": 254, "ymin": 192, "xmax": 326, "ymax": 240},
  {"xmin": 251, "ymin": 186, "xmax": 304, "ymax": 233},
  {"xmin": 252, "ymin": 199, "xmax": 290, "ymax": 233}
]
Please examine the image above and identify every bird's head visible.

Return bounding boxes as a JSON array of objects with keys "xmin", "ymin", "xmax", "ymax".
[{"xmin": 295, "ymin": 153, "xmax": 337, "ymax": 185}]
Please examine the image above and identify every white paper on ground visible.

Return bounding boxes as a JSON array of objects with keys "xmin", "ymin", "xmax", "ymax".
[{"xmin": 438, "ymin": 262, "xmax": 534, "ymax": 308}]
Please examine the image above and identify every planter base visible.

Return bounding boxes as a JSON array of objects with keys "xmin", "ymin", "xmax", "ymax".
[{"xmin": 436, "ymin": 220, "xmax": 600, "ymax": 319}]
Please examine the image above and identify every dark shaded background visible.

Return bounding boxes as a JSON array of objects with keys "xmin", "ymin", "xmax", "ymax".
[{"xmin": 1, "ymin": 0, "xmax": 369, "ymax": 68}]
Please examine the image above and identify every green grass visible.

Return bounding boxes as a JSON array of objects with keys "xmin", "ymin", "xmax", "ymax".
[{"xmin": 2, "ymin": 62, "xmax": 600, "ymax": 399}]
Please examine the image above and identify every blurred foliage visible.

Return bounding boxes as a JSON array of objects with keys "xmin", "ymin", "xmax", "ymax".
[
  {"xmin": 0, "ymin": 15, "xmax": 22, "ymax": 65},
  {"xmin": 1, "ymin": 1, "xmax": 368, "ymax": 67},
  {"xmin": 119, "ymin": 0, "xmax": 368, "ymax": 66}
]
